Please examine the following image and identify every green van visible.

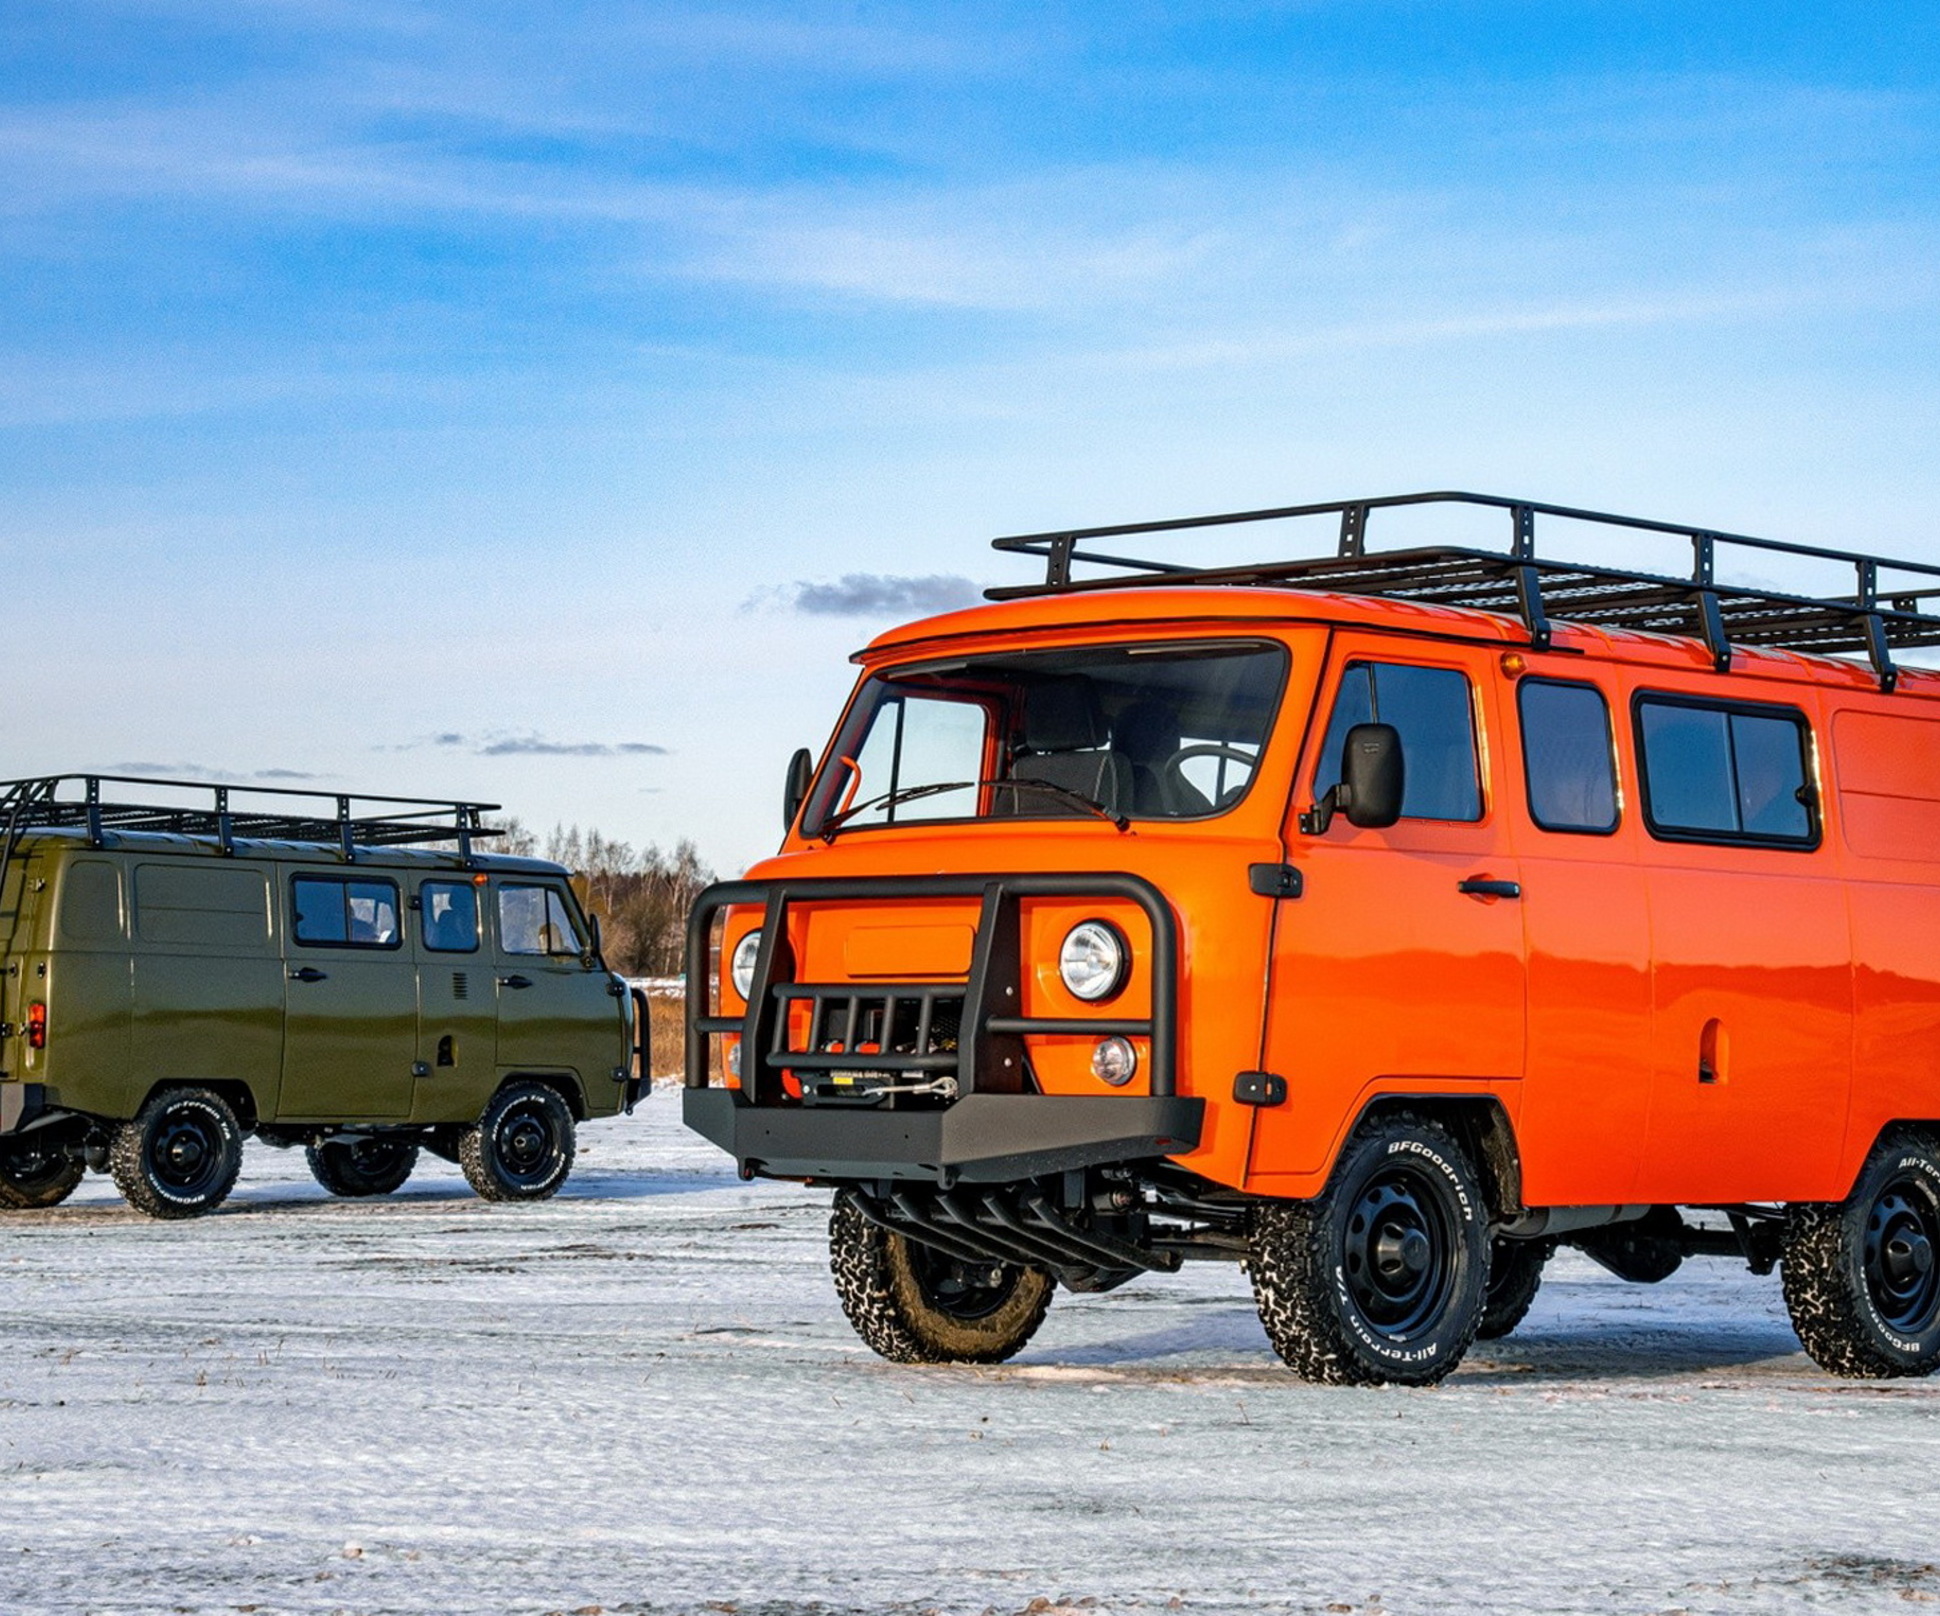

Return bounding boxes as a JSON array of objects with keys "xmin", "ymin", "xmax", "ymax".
[{"xmin": 0, "ymin": 775, "xmax": 648, "ymax": 1218}]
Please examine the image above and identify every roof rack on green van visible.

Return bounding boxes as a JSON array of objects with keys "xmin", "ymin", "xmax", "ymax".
[
  {"xmin": 0, "ymin": 773, "xmax": 502, "ymax": 864},
  {"xmin": 987, "ymin": 489, "xmax": 1940, "ymax": 692}
]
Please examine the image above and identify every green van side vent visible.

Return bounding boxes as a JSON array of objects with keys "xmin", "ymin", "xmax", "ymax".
[{"xmin": 989, "ymin": 490, "xmax": 1940, "ymax": 694}]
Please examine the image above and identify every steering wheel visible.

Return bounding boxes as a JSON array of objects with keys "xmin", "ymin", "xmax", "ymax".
[{"xmin": 1160, "ymin": 744, "xmax": 1258, "ymax": 811}]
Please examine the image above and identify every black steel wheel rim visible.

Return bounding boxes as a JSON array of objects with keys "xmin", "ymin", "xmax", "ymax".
[
  {"xmin": 908, "ymin": 1240, "xmax": 1017, "ymax": 1322},
  {"xmin": 493, "ymin": 1101, "xmax": 560, "ymax": 1187},
  {"xmin": 1, "ymin": 1139, "xmax": 72, "ymax": 1192},
  {"xmin": 1342, "ymin": 1165, "xmax": 1455, "ymax": 1338},
  {"xmin": 1864, "ymin": 1175, "xmax": 1940, "ymax": 1335},
  {"xmin": 150, "ymin": 1108, "xmax": 225, "ymax": 1197},
  {"xmin": 348, "ymin": 1139, "xmax": 408, "ymax": 1176}
]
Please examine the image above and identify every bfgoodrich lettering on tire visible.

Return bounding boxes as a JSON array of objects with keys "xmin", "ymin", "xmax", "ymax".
[
  {"xmin": 1248, "ymin": 1111, "xmax": 1490, "ymax": 1386},
  {"xmin": 829, "ymin": 1193, "xmax": 1053, "ymax": 1365},
  {"xmin": 459, "ymin": 1080, "xmax": 575, "ymax": 1202},
  {"xmin": 108, "ymin": 1087, "xmax": 244, "ymax": 1219},
  {"xmin": 1783, "ymin": 1127, "xmax": 1940, "ymax": 1379}
]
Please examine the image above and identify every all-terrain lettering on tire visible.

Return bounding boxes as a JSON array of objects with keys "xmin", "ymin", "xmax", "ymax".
[
  {"xmin": 829, "ymin": 1194, "xmax": 1053, "ymax": 1365},
  {"xmin": 1249, "ymin": 1111, "xmax": 1490, "ymax": 1386},
  {"xmin": 108, "ymin": 1087, "xmax": 244, "ymax": 1219},
  {"xmin": 1783, "ymin": 1127, "xmax": 1940, "ymax": 1379}
]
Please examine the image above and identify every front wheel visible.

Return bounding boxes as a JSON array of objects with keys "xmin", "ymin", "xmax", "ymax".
[
  {"xmin": 459, "ymin": 1081, "xmax": 575, "ymax": 1202},
  {"xmin": 1249, "ymin": 1111, "xmax": 1490, "ymax": 1386},
  {"xmin": 829, "ymin": 1195, "xmax": 1054, "ymax": 1365},
  {"xmin": 108, "ymin": 1088, "xmax": 244, "ymax": 1219},
  {"xmin": 0, "ymin": 1137, "xmax": 86, "ymax": 1209},
  {"xmin": 1783, "ymin": 1128, "xmax": 1940, "ymax": 1379},
  {"xmin": 307, "ymin": 1136, "xmax": 418, "ymax": 1197}
]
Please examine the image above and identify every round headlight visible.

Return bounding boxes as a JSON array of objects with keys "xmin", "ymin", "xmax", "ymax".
[
  {"xmin": 1091, "ymin": 1036, "xmax": 1138, "ymax": 1087},
  {"xmin": 730, "ymin": 930, "xmax": 763, "ymax": 1000},
  {"xmin": 1059, "ymin": 920, "xmax": 1128, "ymax": 1002}
]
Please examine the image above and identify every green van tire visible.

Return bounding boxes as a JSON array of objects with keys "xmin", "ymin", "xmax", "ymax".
[
  {"xmin": 0, "ymin": 1137, "xmax": 86, "ymax": 1210},
  {"xmin": 109, "ymin": 1087, "xmax": 244, "ymax": 1219}
]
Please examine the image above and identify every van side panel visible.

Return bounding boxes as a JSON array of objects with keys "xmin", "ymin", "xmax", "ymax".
[
  {"xmin": 42, "ymin": 855, "xmax": 134, "ymax": 1101},
  {"xmin": 1627, "ymin": 680, "xmax": 1854, "ymax": 1204},
  {"xmin": 1834, "ymin": 704, "xmax": 1940, "ymax": 1191},
  {"xmin": 128, "ymin": 861, "xmax": 283, "ymax": 1116}
]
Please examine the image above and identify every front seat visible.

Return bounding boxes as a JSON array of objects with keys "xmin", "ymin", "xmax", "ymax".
[{"xmin": 1007, "ymin": 680, "xmax": 1132, "ymax": 816}]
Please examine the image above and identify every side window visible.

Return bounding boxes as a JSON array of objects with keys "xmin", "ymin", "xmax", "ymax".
[
  {"xmin": 420, "ymin": 881, "xmax": 480, "ymax": 953},
  {"xmin": 1518, "ymin": 680, "xmax": 1620, "ymax": 834},
  {"xmin": 1316, "ymin": 661, "xmax": 1482, "ymax": 822},
  {"xmin": 60, "ymin": 860, "xmax": 125, "ymax": 943},
  {"xmin": 291, "ymin": 876, "xmax": 403, "ymax": 948},
  {"xmin": 1636, "ymin": 697, "xmax": 1816, "ymax": 846},
  {"xmin": 498, "ymin": 884, "xmax": 584, "ymax": 957}
]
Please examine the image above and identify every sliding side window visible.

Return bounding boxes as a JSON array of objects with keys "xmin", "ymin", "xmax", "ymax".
[{"xmin": 1636, "ymin": 696, "xmax": 1817, "ymax": 847}]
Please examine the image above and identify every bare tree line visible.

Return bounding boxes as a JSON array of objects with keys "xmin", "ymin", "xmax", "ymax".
[{"xmin": 494, "ymin": 819, "xmax": 713, "ymax": 978}]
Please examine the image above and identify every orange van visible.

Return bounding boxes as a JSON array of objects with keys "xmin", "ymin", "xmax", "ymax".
[{"xmin": 684, "ymin": 492, "xmax": 1940, "ymax": 1385}]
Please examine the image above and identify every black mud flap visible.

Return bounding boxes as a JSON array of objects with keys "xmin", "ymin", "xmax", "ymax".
[{"xmin": 684, "ymin": 1089, "xmax": 1205, "ymax": 1184}]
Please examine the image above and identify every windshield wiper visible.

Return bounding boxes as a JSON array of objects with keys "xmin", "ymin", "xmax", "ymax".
[{"xmin": 819, "ymin": 777, "xmax": 1130, "ymax": 841}]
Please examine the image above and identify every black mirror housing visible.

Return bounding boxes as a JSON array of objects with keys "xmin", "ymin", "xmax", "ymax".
[
  {"xmin": 783, "ymin": 747, "xmax": 814, "ymax": 832},
  {"xmin": 1301, "ymin": 722, "xmax": 1405, "ymax": 835}
]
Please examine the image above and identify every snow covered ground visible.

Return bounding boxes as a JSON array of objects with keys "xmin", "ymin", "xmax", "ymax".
[{"xmin": 4, "ymin": 1089, "xmax": 1938, "ymax": 1616}]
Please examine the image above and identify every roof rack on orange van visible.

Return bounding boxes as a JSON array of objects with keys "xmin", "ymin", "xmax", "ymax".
[
  {"xmin": 987, "ymin": 490, "xmax": 1940, "ymax": 692},
  {"xmin": 0, "ymin": 774, "xmax": 503, "ymax": 865}
]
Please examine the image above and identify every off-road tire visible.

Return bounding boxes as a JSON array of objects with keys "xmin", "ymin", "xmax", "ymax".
[
  {"xmin": 829, "ymin": 1194, "xmax": 1054, "ymax": 1365},
  {"xmin": 1477, "ymin": 1238, "xmax": 1553, "ymax": 1340},
  {"xmin": 306, "ymin": 1137, "xmax": 419, "ymax": 1197},
  {"xmin": 1249, "ymin": 1111, "xmax": 1490, "ymax": 1386},
  {"xmin": 1783, "ymin": 1127, "xmax": 1940, "ymax": 1379},
  {"xmin": 0, "ymin": 1137, "xmax": 86, "ymax": 1209},
  {"xmin": 108, "ymin": 1087, "xmax": 244, "ymax": 1219},
  {"xmin": 458, "ymin": 1081, "xmax": 575, "ymax": 1202}
]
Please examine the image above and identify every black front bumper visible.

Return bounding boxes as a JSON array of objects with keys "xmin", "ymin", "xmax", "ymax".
[{"xmin": 685, "ymin": 1088, "xmax": 1205, "ymax": 1185}]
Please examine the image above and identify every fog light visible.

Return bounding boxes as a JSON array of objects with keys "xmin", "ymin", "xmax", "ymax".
[
  {"xmin": 1091, "ymin": 1035, "xmax": 1137, "ymax": 1087},
  {"xmin": 1060, "ymin": 920, "xmax": 1128, "ymax": 1002},
  {"xmin": 730, "ymin": 930, "xmax": 763, "ymax": 999}
]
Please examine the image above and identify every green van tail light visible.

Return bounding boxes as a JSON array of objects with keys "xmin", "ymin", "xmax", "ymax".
[{"xmin": 26, "ymin": 1001, "xmax": 47, "ymax": 1049}]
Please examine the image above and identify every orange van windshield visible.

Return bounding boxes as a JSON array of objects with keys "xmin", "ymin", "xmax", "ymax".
[{"xmin": 805, "ymin": 640, "xmax": 1288, "ymax": 836}]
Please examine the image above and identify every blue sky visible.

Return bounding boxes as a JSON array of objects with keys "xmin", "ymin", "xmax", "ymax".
[{"xmin": 4, "ymin": 2, "xmax": 1938, "ymax": 872}]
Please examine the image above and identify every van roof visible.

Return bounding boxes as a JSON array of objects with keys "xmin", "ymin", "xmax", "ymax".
[
  {"xmin": 863, "ymin": 491, "xmax": 1940, "ymax": 697},
  {"xmin": 6, "ymin": 824, "xmax": 570, "ymax": 877},
  {"xmin": 863, "ymin": 583, "xmax": 1940, "ymax": 698}
]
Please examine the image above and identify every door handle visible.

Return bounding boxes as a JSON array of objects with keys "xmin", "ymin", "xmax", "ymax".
[
  {"xmin": 498, "ymin": 974, "xmax": 534, "ymax": 990},
  {"xmin": 1457, "ymin": 878, "xmax": 1521, "ymax": 900},
  {"xmin": 287, "ymin": 966, "xmax": 328, "ymax": 983}
]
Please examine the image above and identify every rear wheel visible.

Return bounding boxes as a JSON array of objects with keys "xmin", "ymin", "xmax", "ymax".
[
  {"xmin": 108, "ymin": 1088, "xmax": 244, "ymax": 1219},
  {"xmin": 1249, "ymin": 1111, "xmax": 1489, "ymax": 1386},
  {"xmin": 0, "ymin": 1137, "xmax": 86, "ymax": 1209},
  {"xmin": 459, "ymin": 1081, "xmax": 575, "ymax": 1202},
  {"xmin": 1477, "ymin": 1238, "xmax": 1552, "ymax": 1340},
  {"xmin": 829, "ymin": 1194, "xmax": 1054, "ymax": 1364},
  {"xmin": 1784, "ymin": 1128, "xmax": 1940, "ymax": 1379},
  {"xmin": 306, "ymin": 1136, "xmax": 418, "ymax": 1197}
]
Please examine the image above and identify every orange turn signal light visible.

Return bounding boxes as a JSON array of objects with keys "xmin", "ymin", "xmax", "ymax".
[{"xmin": 26, "ymin": 1001, "xmax": 47, "ymax": 1049}]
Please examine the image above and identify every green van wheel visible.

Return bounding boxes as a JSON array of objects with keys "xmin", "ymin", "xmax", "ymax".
[
  {"xmin": 109, "ymin": 1087, "xmax": 244, "ymax": 1220},
  {"xmin": 459, "ymin": 1081, "xmax": 576, "ymax": 1202},
  {"xmin": 307, "ymin": 1137, "xmax": 418, "ymax": 1197},
  {"xmin": 0, "ymin": 1137, "xmax": 86, "ymax": 1210}
]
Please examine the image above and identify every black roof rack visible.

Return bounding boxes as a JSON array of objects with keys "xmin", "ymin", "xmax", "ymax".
[
  {"xmin": 988, "ymin": 491, "xmax": 1940, "ymax": 692},
  {"xmin": 0, "ymin": 774, "xmax": 503, "ymax": 868}
]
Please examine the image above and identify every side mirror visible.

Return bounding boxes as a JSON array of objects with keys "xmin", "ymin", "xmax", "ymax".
[
  {"xmin": 1301, "ymin": 723, "xmax": 1405, "ymax": 835},
  {"xmin": 783, "ymin": 747, "xmax": 814, "ymax": 832},
  {"xmin": 583, "ymin": 912, "xmax": 605, "ymax": 971}
]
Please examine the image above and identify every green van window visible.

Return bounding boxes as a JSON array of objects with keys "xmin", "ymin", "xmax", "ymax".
[
  {"xmin": 498, "ymin": 885, "xmax": 582, "ymax": 956},
  {"xmin": 421, "ymin": 881, "xmax": 480, "ymax": 953},
  {"xmin": 59, "ymin": 860, "xmax": 124, "ymax": 943},
  {"xmin": 291, "ymin": 876, "xmax": 402, "ymax": 949}
]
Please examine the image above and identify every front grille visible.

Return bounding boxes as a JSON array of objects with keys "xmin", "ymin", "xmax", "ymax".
[{"xmin": 769, "ymin": 985, "xmax": 964, "ymax": 1105}]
